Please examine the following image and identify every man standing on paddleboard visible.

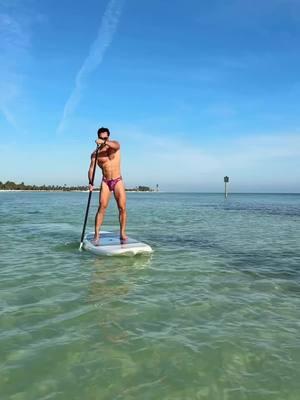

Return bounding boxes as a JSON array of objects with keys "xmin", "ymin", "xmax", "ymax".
[{"xmin": 88, "ymin": 127, "xmax": 127, "ymax": 245}]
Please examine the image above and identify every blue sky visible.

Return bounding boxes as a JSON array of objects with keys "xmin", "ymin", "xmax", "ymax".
[{"xmin": 0, "ymin": 0, "xmax": 300, "ymax": 192}]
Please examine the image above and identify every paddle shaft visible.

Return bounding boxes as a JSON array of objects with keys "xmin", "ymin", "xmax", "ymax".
[{"xmin": 79, "ymin": 145, "xmax": 100, "ymax": 249}]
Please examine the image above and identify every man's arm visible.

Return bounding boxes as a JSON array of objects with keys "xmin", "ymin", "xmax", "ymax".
[
  {"xmin": 96, "ymin": 139, "xmax": 120, "ymax": 151},
  {"xmin": 88, "ymin": 152, "xmax": 96, "ymax": 190}
]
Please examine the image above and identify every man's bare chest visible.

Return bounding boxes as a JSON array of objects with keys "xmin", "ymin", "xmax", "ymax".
[{"xmin": 97, "ymin": 148, "xmax": 116, "ymax": 166}]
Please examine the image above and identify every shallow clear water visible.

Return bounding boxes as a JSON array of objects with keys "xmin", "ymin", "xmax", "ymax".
[{"xmin": 1, "ymin": 192, "xmax": 300, "ymax": 400}]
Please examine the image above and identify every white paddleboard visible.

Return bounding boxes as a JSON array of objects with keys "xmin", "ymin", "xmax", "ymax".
[{"xmin": 83, "ymin": 231, "xmax": 153, "ymax": 256}]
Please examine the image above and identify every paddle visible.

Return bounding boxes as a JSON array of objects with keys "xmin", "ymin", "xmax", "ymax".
[{"xmin": 79, "ymin": 145, "xmax": 100, "ymax": 250}]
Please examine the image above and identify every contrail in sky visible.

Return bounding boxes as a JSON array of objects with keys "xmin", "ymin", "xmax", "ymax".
[{"xmin": 57, "ymin": 0, "xmax": 123, "ymax": 134}]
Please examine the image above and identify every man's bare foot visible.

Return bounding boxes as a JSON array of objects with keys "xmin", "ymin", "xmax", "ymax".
[
  {"xmin": 120, "ymin": 233, "xmax": 128, "ymax": 242},
  {"xmin": 91, "ymin": 237, "xmax": 100, "ymax": 246}
]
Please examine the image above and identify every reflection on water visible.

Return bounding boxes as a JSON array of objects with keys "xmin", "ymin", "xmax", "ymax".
[
  {"xmin": 87, "ymin": 254, "xmax": 152, "ymax": 305},
  {"xmin": 85, "ymin": 255, "xmax": 152, "ymax": 346}
]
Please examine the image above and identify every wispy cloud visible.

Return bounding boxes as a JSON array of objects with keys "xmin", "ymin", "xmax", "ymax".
[
  {"xmin": 114, "ymin": 124, "xmax": 300, "ymax": 191},
  {"xmin": 56, "ymin": 0, "xmax": 124, "ymax": 134},
  {"xmin": 0, "ymin": 10, "xmax": 30, "ymax": 128}
]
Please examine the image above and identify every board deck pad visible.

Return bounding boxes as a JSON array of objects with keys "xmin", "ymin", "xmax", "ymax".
[{"xmin": 83, "ymin": 231, "xmax": 153, "ymax": 256}]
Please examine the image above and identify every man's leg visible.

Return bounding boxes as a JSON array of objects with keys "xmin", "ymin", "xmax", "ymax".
[
  {"xmin": 114, "ymin": 180, "xmax": 127, "ymax": 240},
  {"xmin": 94, "ymin": 182, "xmax": 111, "ymax": 242}
]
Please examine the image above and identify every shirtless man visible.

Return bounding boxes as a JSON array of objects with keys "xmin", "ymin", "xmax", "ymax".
[{"xmin": 88, "ymin": 127, "xmax": 127, "ymax": 244}]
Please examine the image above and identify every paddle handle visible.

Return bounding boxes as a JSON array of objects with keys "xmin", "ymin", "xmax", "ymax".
[{"xmin": 79, "ymin": 146, "xmax": 99, "ymax": 250}]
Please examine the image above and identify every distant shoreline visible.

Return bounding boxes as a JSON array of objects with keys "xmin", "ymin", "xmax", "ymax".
[
  {"xmin": 0, "ymin": 190, "xmax": 299, "ymax": 194},
  {"xmin": 0, "ymin": 181, "xmax": 156, "ymax": 192},
  {"xmin": 0, "ymin": 189, "xmax": 157, "ymax": 193}
]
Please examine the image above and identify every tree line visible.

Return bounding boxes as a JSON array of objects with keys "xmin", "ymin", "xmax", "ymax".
[
  {"xmin": 0, "ymin": 181, "xmax": 88, "ymax": 191},
  {"xmin": 0, "ymin": 181, "xmax": 153, "ymax": 192}
]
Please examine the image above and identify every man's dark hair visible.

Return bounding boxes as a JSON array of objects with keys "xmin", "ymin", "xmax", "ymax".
[{"xmin": 97, "ymin": 127, "xmax": 110, "ymax": 138}]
